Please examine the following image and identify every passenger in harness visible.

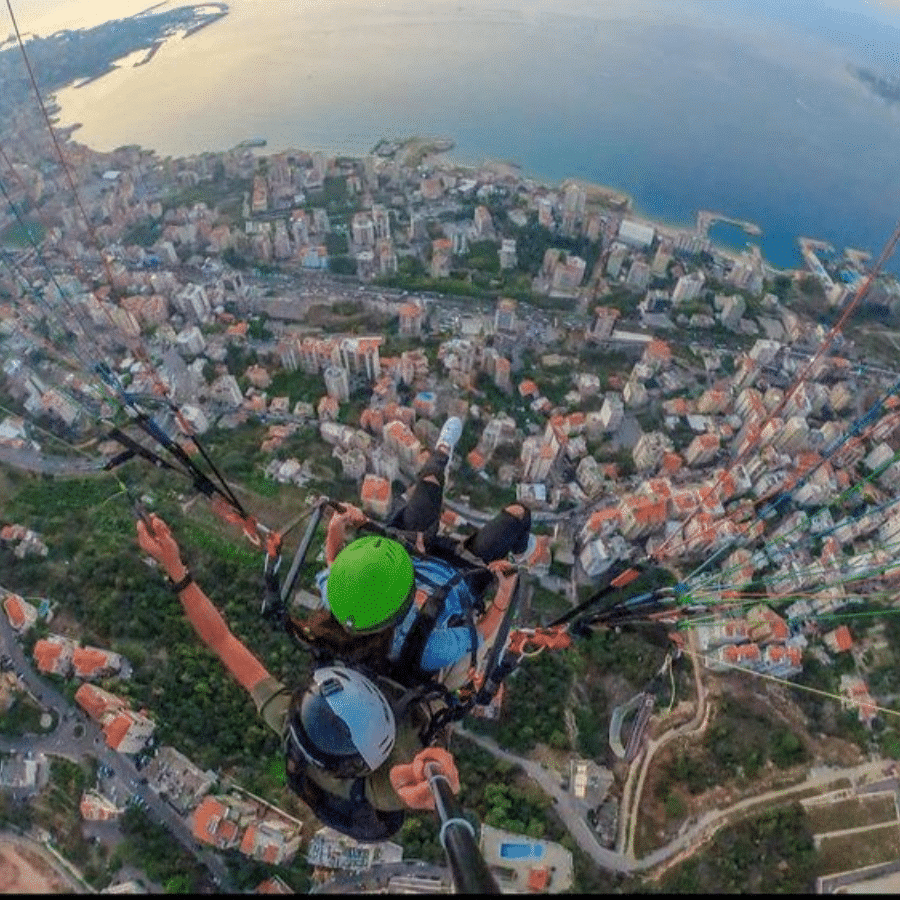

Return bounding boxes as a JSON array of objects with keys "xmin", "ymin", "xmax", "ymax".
[{"xmin": 300, "ymin": 416, "xmax": 533, "ymax": 686}]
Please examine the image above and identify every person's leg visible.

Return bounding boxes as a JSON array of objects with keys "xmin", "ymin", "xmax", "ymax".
[
  {"xmin": 387, "ymin": 455, "xmax": 446, "ymax": 535},
  {"xmin": 386, "ymin": 418, "xmax": 462, "ymax": 536},
  {"xmin": 464, "ymin": 503, "xmax": 532, "ymax": 564}
]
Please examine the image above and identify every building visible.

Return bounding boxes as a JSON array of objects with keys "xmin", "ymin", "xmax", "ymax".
[
  {"xmin": 360, "ymin": 474, "xmax": 391, "ymax": 519},
  {"xmin": 617, "ymin": 219, "xmax": 655, "ymax": 249},
  {"xmin": 494, "ymin": 298, "xmax": 518, "ymax": 334},
  {"xmin": 323, "ymin": 365, "xmax": 350, "ymax": 402},
  {"xmin": 33, "ymin": 634, "xmax": 76, "ymax": 676},
  {"xmin": 589, "ymin": 306, "xmax": 621, "ymax": 342},
  {"xmin": 2, "ymin": 592, "xmax": 38, "ymax": 632},
  {"xmin": 74, "ymin": 683, "xmax": 156, "ymax": 754},
  {"xmin": 632, "ymin": 431, "xmax": 674, "ymax": 473},
  {"xmin": 143, "ymin": 745, "xmax": 216, "ymax": 815},
  {"xmin": 599, "ymin": 394, "xmax": 624, "ymax": 433},
  {"xmin": 398, "ymin": 302, "xmax": 424, "ymax": 337},
  {"xmin": 499, "ymin": 238, "xmax": 517, "ymax": 269},
  {"xmin": 671, "ymin": 271, "xmax": 705, "ymax": 304},
  {"xmin": 625, "ymin": 260, "xmax": 651, "ymax": 291},
  {"xmin": 684, "ymin": 433, "xmax": 720, "ymax": 467}
]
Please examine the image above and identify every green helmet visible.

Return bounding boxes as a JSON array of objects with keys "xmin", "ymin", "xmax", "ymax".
[{"xmin": 327, "ymin": 536, "xmax": 415, "ymax": 633}]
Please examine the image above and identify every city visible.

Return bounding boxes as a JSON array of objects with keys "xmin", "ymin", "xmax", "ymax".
[{"xmin": 2, "ymin": 64, "xmax": 900, "ymax": 892}]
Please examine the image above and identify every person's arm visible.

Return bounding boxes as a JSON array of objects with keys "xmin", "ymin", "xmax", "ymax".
[
  {"xmin": 324, "ymin": 503, "xmax": 367, "ymax": 564},
  {"xmin": 136, "ymin": 514, "xmax": 271, "ymax": 695}
]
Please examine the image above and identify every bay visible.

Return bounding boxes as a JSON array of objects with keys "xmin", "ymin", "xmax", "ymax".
[{"xmin": 8, "ymin": 0, "xmax": 900, "ymax": 271}]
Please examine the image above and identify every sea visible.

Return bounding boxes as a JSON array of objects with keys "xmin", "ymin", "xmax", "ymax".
[{"xmin": 7, "ymin": 0, "xmax": 900, "ymax": 272}]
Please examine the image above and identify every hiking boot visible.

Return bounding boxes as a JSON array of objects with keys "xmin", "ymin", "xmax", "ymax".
[{"xmin": 510, "ymin": 533, "xmax": 537, "ymax": 565}]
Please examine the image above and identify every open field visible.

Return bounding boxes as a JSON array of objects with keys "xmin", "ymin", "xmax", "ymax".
[
  {"xmin": 805, "ymin": 794, "xmax": 898, "ymax": 835},
  {"xmin": 0, "ymin": 835, "xmax": 83, "ymax": 893},
  {"xmin": 817, "ymin": 823, "xmax": 900, "ymax": 877}
]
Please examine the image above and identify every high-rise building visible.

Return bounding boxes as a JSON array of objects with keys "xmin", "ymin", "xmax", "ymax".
[
  {"xmin": 671, "ymin": 271, "xmax": 705, "ymax": 304},
  {"xmin": 494, "ymin": 298, "xmax": 517, "ymax": 334},
  {"xmin": 323, "ymin": 365, "xmax": 350, "ymax": 401}
]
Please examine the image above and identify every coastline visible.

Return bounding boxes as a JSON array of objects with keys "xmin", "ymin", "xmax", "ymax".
[{"xmin": 444, "ymin": 147, "xmax": 789, "ymax": 271}]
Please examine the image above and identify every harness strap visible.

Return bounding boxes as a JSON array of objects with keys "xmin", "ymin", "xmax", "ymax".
[{"xmin": 390, "ymin": 571, "xmax": 464, "ymax": 683}]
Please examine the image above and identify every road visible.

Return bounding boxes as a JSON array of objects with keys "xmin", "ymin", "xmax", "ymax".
[
  {"xmin": 457, "ymin": 717, "xmax": 896, "ymax": 879},
  {"xmin": 456, "ymin": 726, "xmax": 639, "ymax": 874},
  {"xmin": 0, "ymin": 600, "xmax": 232, "ymax": 891},
  {"xmin": 0, "ymin": 445, "xmax": 102, "ymax": 475},
  {"xmin": 619, "ymin": 629, "xmax": 710, "ymax": 860}
]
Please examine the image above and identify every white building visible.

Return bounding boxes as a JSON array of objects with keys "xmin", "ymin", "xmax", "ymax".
[{"xmin": 617, "ymin": 219, "xmax": 655, "ymax": 249}]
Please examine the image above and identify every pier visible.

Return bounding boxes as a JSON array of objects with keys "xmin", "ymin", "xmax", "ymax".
[{"xmin": 696, "ymin": 210, "xmax": 762, "ymax": 239}]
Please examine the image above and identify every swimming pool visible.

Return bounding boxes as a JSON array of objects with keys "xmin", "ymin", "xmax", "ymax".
[{"xmin": 499, "ymin": 842, "xmax": 544, "ymax": 860}]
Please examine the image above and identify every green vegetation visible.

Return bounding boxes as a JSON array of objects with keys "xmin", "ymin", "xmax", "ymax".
[
  {"xmin": 512, "ymin": 216, "xmax": 600, "ymax": 278},
  {"xmin": 0, "ymin": 471, "xmax": 304, "ymax": 776},
  {"xmin": 113, "ymin": 806, "xmax": 210, "ymax": 892},
  {"xmin": 657, "ymin": 695, "xmax": 809, "ymax": 796},
  {"xmin": 163, "ymin": 177, "xmax": 250, "ymax": 214},
  {"xmin": 329, "ymin": 255, "xmax": 356, "ymax": 275},
  {"xmin": 325, "ymin": 230, "xmax": 349, "ymax": 255},
  {"xmin": 121, "ymin": 218, "xmax": 162, "ymax": 247},
  {"xmin": 468, "ymin": 650, "xmax": 572, "ymax": 753},
  {"xmin": 320, "ymin": 175, "xmax": 354, "ymax": 213},
  {"xmin": 0, "ymin": 693, "xmax": 52, "ymax": 736},
  {"xmin": 659, "ymin": 804, "xmax": 818, "ymax": 893},
  {"xmin": 0, "ymin": 218, "xmax": 46, "ymax": 248}
]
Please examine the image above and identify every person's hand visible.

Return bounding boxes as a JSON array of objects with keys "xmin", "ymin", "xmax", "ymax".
[
  {"xmin": 136, "ymin": 514, "xmax": 187, "ymax": 582},
  {"xmin": 488, "ymin": 559, "xmax": 518, "ymax": 584},
  {"xmin": 335, "ymin": 503, "xmax": 367, "ymax": 528},
  {"xmin": 389, "ymin": 747, "xmax": 459, "ymax": 811}
]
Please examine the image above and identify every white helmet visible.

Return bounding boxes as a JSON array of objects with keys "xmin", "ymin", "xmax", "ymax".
[{"xmin": 287, "ymin": 666, "xmax": 396, "ymax": 778}]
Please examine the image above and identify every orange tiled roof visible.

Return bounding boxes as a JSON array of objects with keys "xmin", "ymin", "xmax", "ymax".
[
  {"xmin": 831, "ymin": 625, "xmax": 853, "ymax": 652},
  {"xmin": 644, "ymin": 339, "xmax": 672, "ymax": 361},
  {"xmin": 628, "ymin": 496, "xmax": 667, "ymax": 525},
  {"xmin": 72, "ymin": 647, "xmax": 110, "ymax": 678},
  {"xmin": 193, "ymin": 796, "xmax": 228, "ymax": 844},
  {"xmin": 361, "ymin": 475, "xmax": 390, "ymax": 502},
  {"xmin": 256, "ymin": 877, "xmax": 293, "ymax": 894},
  {"xmin": 75, "ymin": 682, "xmax": 116, "ymax": 721},
  {"xmin": 3, "ymin": 594, "xmax": 25, "ymax": 628},
  {"xmin": 385, "ymin": 420, "xmax": 418, "ymax": 447},
  {"xmin": 646, "ymin": 477, "xmax": 672, "ymax": 499},
  {"xmin": 660, "ymin": 452, "xmax": 682, "ymax": 474},
  {"xmin": 518, "ymin": 379, "xmax": 538, "ymax": 397},
  {"xmin": 587, "ymin": 507, "xmax": 620, "ymax": 531},
  {"xmin": 103, "ymin": 713, "xmax": 132, "ymax": 750},
  {"xmin": 33, "ymin": 639, "xmax": 64, "ymax": 674},
  {"xmin": 724, "ymin": 643, "xmax": 761, "ymax": 663},
  {"xmin": 240, "ymin": 823, "xmax": 257, "ymax": 856},
  {"xmin": 528, "ymin": 867, "xmax": 550, "ymax": 892}
]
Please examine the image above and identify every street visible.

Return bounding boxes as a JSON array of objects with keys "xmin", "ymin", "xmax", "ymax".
[{"xmin": 0, "ymin": 599, "xmax": 232, "ymax": 891}]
